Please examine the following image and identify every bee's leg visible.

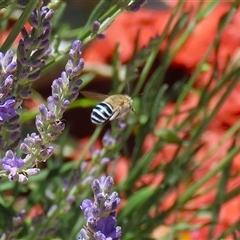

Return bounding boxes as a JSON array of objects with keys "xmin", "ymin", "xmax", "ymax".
[
  {"xmin": 109, "ymin": 110, "xmax": 120, "ymax": 121},
  {"xmin": 132, "ymin": 108, "xmax": 137, "ymax": 115}
]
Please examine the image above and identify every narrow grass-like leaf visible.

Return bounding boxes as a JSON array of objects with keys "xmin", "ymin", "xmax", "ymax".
[
  {"xmin": 208, "ymin": 142, "xmax": 233, "ymax": 239},
  {"xmin": 215, "ymin": 220, "xmax": 240, "ymax": 240},
  {"xmin": 85, "ymin": 0, "xmax": 116, "ymax": 27},
  {"xmin": 0, "ymin": 1, "xmax": 38, "ymax": 52},
  {"xmin": 118, "ymin": 186, "xmax": 156, "ymax": 220},
  {"xmin": 122, "ymin": 150, "xmax": 159, "ymax": 190},
  {"xmin": 177, "ymin": 147, "xmax": 240, "ymax": 206},
  {"xmin": 154, "ymin": 129, "xmax": 182, "ymax": 144},
  {"xmin": 132, "ymin": 84, "xmax": 168, "ymax": 161}
]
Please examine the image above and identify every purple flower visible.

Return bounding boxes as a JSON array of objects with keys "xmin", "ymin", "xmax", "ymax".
[
  {"xmin": 20, "ymin": 132, "xmax": 42, "ymax": 153},
  {"xmin": 90, "ymin": 21, "xmax": 106, "ymax": 40},
  {"xmin": 0, "ymin": 75, "xmax": 14, "ymax": 100},
  {"xmin": 0, "ymin": 96, "xmax": 20, "ymax": 152},
  {"xmin": 19, "ymin": 40, "xmax": 84, "ymax": 169},
  {"xmin": 0, "ymin": 99, "xmax": 17, "ymax": 124},
  {"xmin": 69, "ymin": 40, "xmax": 82, "ymax": 60},
  {"xmin": 95, "ymin": 216, "xmax": 121, "ymax": 239},
  {"xmin": 16, "ymin": 5, "xmax": 53, "ymax": 98},
  {"xmin": 96, "ymin": 33, "xmax": 106, "ymax": 40},
  {"xmin": 0, "ymin": 3, "xmax": 85, "ymax": 180},
  {"xmin": 25, "ymin": 168, "xmax": 40, "ymax": 176},
  {"xmin": 90, "ymin": 127, "xmax": 124, "ymax": 166},
  {"xmin": 65, "ymin": 40, "xmax": 84, "ymax": 80},
  {"xmin": 91, "ymin": 20, "xmax": 101, "ymax": 33},
  {"xmin": 0, "ymin": 50, "xmax": 17, "ymax": 76},
  {"xmin": 7, "ymin": 209, "xmax": 27, "ymax": 236},
  {"xmin": 102, "ymin": 130, "xmax": 117, "ymax": 148},
  {"xmin": 100, "ymin": 157, "xmax": 111, "ymax": 165},
  {"xmin": 20, "ymin": 132, "xmax": 54, "ymax": 167},
  {"xmin": 0, "ymin": 150, "xmax": 25, "ymax": 179},
  {"xmin": 34, "ymin": 41, "xmax": 83, "ymax": 141},
  {"xmin": 78, "ymin": 176, "xmax": 121, "ymax": 240},
  {"xmin": 128, "ymin": 0, "xmax": 147, "ymax": 12},
  {"xmin": 92, "ymin": 176, "xmax": 114, "ymax": 196}
]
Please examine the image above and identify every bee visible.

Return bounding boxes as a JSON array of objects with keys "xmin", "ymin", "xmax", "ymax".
[{"xmin": 81, "ymin": 91, "xmax": 135, "ymax": 125}]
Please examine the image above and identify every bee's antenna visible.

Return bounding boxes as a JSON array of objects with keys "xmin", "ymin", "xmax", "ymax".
[
  {"xmin": 132, "ymin": 108, "xmax": 137, "ymax": 115},
  {"xmin": 131, "ymin": 93, "xmax": 142, "ymax": 116},
  {"xmin": 132, "ymin": 92, "xmax": 143, "ymax": 99}
]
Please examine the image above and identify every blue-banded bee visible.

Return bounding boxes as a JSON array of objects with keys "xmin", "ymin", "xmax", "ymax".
[{"xmin": 81, "ymin": 91, "xmax": 135, "ymax": 125}]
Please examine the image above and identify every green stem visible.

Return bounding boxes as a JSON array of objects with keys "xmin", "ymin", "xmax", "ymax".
[
  {"xmin": 0, "ymin": 1, "xmax": 38, "ymax": 52},
  {"xmin": 78, "ymin": 125, "xmax": 103, "ymax": 161},
  {"xmin": 177, "ymin": 147, "xmax": 240, "ymax": 206}
]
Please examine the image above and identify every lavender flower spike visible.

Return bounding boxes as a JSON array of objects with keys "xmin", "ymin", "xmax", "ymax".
[
  {"xmin": 0, "ymin": 150, "xmax": 25, "ymax": 181},
  {"xmin": 16, "ymin": 3, "xmax": 53, "ymax": 98},
  {"xmin": 78, "ymin": 176, "xmax": 121, "ymax": 240},
  {"xmin": 0, "ymin": 49, "xmax": 21, "ymax": 153},
  {"xmin": 21, "ymin": 40, "xmax": 84, "ymax": 169},
  {"xmin": 65, "ymin": 40, "xmax": 84, "ymax": 80}
]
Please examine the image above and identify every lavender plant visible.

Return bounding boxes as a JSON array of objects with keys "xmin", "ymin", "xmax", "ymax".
[
  {"xmin": 0, "ymin": 0, "xmax": 147, "ymax": 239},
  {"xmin": 0, "ymin": 1, "xmax": 54, "ymax": 182},
  {"xmin": 0, "ymin": 2, "xmax": 84, "ymax": 183},
  {"xmin": 1, "ymin": 0, "xmax": 239, "ymax": 240},
  {"xmin": 78, "ymin": 176, "xmax": 121, "ymax": 240}
]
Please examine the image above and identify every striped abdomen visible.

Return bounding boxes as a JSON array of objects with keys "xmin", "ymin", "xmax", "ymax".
[{"xmin": 91, "ymin": 102, "xmax": 113, "ymax": 125}]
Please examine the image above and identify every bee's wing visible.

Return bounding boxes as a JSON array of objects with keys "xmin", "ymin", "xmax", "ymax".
[{"xmin": 80, "ymin": 91, "xmax": 108, "ymax": 101}]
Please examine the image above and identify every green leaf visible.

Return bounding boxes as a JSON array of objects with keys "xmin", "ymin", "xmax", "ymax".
[
  {"xmin": 0, "ymin": 0, "xmax": 38, "ymax": 52},
  {"xmin": 118, "ymin": 186, "xmax": 156, "ymax": 220},
  {"xmin": 69, "ymin": 98, "xmax": 98, "ymax": 109},
  {"xmin": 154, "ymin": 129, "xmax": 181, "ymax": 144}
]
